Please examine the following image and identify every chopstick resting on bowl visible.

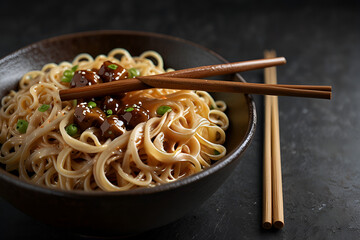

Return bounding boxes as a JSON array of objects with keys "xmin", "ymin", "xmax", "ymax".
[
  {"xmin": 59, "ymin": 57, "xmax": 332, "ymax": 101},
  {"xmin": 60, "ymin": 76, "xmax": 332, "ymax": 101},
  {"xmin": 158, "ymin": 57, "xmax": 287, "ymax": 78}
]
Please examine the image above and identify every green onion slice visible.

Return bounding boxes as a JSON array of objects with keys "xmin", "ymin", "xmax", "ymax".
[
  {"xmin": 108, "ymin": 64, "xmax": 118, "ymax": 70},
  {"xmin": 71, "ymin": 65, "xmax": 78, "ymax": 71},
  {"xmin": 124, "ymin": 107, "xmax": 134, "ymax": 112},
  {"xmin": 61, "ymin": 76, "xmax": 72, "ymax": 83},
  {"xmin": 72, "ymin": 99, "xmax": 77, "ymax": 107},
  {"xmin": 65, "ymin": 124, "xmax": 78, "ymax": 136},
  {"xmin": 63, "ymin": 70, "xmax": 74, "ymax": 78},
  {"xmin": 61, "ymin": 66, "xmax": 78, "ymax": 83},
  {"xmin": 38, "ymin": 104, "xmax": 50, "ymax": 112},
  {"xmin": 16, "ymin": 119, "xmax": 28, "ymax": 134},
  {"xmin": 128, "ymin": 68, "xmax": 140, "ymax": 78},
  {"xmin": 156, "ymin": 105, "xmax": 172, "ymax": 116},
  {"xmin": 88, "ymin": 101, "xmax": 97, "ymax": 108}
]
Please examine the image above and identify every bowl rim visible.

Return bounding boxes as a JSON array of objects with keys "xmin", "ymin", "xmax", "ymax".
[{"xmin": 0, "ymin": 30, "xmax": 257, "ymax": 197}]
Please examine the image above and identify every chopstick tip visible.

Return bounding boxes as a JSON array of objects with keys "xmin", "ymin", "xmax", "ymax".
[
  {"xmin": 273, "ymin": 221, "xmax": 284, "ymax": 229},
  {"xmin": 262, "ymin": 222, "xmax": 272, "ymax": 230}
]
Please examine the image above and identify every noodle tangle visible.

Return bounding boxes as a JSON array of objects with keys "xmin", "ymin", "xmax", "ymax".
[{"xmin": 0, "ymin": 49, "xmax": 229, "ymax": 191}]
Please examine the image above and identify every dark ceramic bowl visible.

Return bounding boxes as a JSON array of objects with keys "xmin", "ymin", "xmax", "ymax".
[{"xmin": 0, "ymin": 30, "xmax": 256, "ymax": 236}]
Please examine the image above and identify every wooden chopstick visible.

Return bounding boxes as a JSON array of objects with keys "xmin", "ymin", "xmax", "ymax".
[
  {"xmin": 263, "ymin": 63, "xmax": 273, "ymax": 229},
  {"xmin": 139, "ymin": 76, "xmax": 331, "ymax": 99},
  {"xmin": 143, "ymin": 76, "xmax": 331, "ymax": 91},
  {"xmin": 263, "ymin": 50, "xmax": 284, "ymax": 229},
  {"xmin": 59, "ymin": 76, "xmax": 331, "ymax": 101},
  {"xmin": 58, "ymin": 57, "xmax": 284, "ymax": 100},
  {"xmin": 155, "ymin": 57, "xmax": 330, "ymax": 91},
  {"xmin": 269, "ymin": 51, "xmax": 284, "ymax": 229},
  {"xmin": 157, "ymin": 57, "xmax": 287, "ymax": 78}
]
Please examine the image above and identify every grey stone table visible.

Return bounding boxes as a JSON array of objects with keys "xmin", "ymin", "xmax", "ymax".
[{"xmin": 0, "ymin": 0, "xmax": 359, "ymax": 239}]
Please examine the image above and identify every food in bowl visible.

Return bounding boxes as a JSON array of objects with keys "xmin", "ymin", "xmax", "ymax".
[{"xmin": 0, "ymin": 48, "xmax": 229, "ymax": 191}]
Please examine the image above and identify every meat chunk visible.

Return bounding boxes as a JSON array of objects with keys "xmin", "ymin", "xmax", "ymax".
[
  {"xmin": 98, "ymin": 61, "xmax": 128, "ymax": 82},
  {"xmin": 100, "ymin": 115, "xmax": 126, "ymax": 139},
  {"xmin": 70, "ymin": 61, "xmax": 151, "ymax": 140},
  {"xmin": 74, "ymin": 102, "xmax": 106, "ymax": 131},
  {"xmin": 118, "ymin": 104, "xmax": 150, "ymax": 130},
  {"xmin": 102, "ymin": 96, "xmax": 122, "ymax": 115},
  {"xmin": 71, "ymin": 70, "xmax": 102, "ymax": 88}
]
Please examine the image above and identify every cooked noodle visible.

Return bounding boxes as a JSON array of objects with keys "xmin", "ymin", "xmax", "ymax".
[{"xmin": 0, "ymin": 49, "xmax": 229, "ymax": 191}]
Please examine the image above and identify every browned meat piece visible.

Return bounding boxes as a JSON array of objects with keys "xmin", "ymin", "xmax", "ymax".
[
  {"xmin": 100, "ymin": 115, "xmax": 126, "ymax": 139},
  {"xmin": 98, "ymin": 61, "xmax": 128, "ymax": 82},
  {"xmin": 74, "ymin": 102, "xmax": 106, "ymax": 131},
  {"xmin": 118, "ymin": 104, "xmax": 150, "ymax": 130},
  {"xmin": 71, "ymin": 70, "xmax": 102, "ymax": 88},
  {"xmin": 102, "ymin": 96, "xmax": 122, "ymax": 115}
]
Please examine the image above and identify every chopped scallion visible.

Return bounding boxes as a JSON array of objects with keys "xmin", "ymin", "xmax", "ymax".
[
  {"xmin": 108, "ymin": 64, "xmax": 118, "ymax": 70},
  {"xmin": 72, "ymin": 99, "xmax": 77, "ymax": 107},
  {"xmin": 63, "ymin": 70, "xmax": 74, "ymax": 78},
  {"xmin": 38, "ymin": 104, "xmax": 50, "ymax": 112},
  {"xmin": 88, "ymin": 101, "xmax": 96, "ymax": 108},
  {"xmin": 16, "ymin": 119, "xmax": 28, "ymax": 134},
  {"xmin": 71, "ymin": 65, "xmax": 78, "ymax": 72},
  {"xmin": 124, "ymin": 107, "xmax": 134, "ymax": 112},
  {"xmin": 61, "ymin": 76, "xmax": 72, "ymax": 83},
  {"xmin": 128, "ymin": 68, "xmax": 140, "ymax": 78},
  {"xmin": 156, "ymin": 105, "xmax": 172, "ymax": 116},
  {"xmin": 65, "ymin": 124, "xmax": 78, "ymax": 136},
  {"xmin": 61, "ymin": 66, "xmax": 78, "ymax": 83}
]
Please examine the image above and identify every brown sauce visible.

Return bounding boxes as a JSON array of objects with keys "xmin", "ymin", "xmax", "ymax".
[
  {"xmin": 102, "ymin": 96, "xmax": 122, "ymax": 114},
  {"xmin": 70, "ymin": 61, "xmax": 150, "ymax": 140},
  {"xmin": 71, "ymin": 70, "xmax": 102, "ymax": 88},
  {"xmin": 100, "ymin": 115, "xmax": 126, "ymax": 139},
  {"xmin": 118, "ymin": 104, "xmax": 150, "ymax": 130},
  {"xmin": 74, "ymin": 102, "xmax": 106, "ymax": 131},
  {"xmin": 98, "ymin": 61, "xmax": 129, "ymax": 82}
]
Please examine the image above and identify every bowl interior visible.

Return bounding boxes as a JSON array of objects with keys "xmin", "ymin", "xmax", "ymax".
[{"xmin": 0, "ymin": 31, "xmax": 252, "ymax": 165}]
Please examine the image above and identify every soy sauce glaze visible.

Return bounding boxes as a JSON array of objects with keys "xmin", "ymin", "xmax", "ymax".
[
  {"xmin": 98, "ymin": 60, "xmax": 129, "ymax": 82},
  {"xmin": 71, "ymin": 70, "xmax": 102, "ymax": 88},
  {"xmin": 70, "ymin": 61, "xmax": 150, "ymax": 139}
]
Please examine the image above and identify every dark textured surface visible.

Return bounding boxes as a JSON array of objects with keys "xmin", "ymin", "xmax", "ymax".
[{"xmin": 0, "ymin": 0, "xmax": 359, "ymax": 239}]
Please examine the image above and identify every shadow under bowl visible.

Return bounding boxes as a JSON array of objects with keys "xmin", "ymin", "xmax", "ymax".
[{"xmin": 0, "ymin": 30, "xmax": 256, "ymax": 236}]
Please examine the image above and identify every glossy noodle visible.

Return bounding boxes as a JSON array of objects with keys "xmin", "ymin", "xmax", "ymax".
[{"xmin": 0, "ymin": 49, "xmax": 228, "ymax": 191}]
